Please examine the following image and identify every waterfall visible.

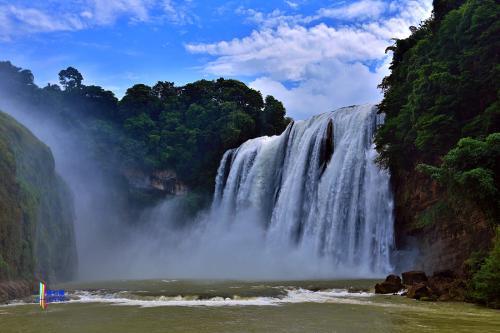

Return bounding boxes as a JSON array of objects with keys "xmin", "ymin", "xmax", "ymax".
[{"xmin": 210, "ymin": 105, "xmax": 394, "ymax": 276}]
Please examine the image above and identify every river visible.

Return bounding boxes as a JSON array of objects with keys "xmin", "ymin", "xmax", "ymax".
[{"xmin": 1, "ymin": 279, "xmax": 498, "ymax": 332}]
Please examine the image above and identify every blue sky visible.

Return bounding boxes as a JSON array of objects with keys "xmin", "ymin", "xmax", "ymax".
[{"xmin": 0, "ymin": 0, "xmax": 432, "ymax": 119}]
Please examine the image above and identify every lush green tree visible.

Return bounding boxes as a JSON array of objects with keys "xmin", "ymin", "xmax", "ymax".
[
  {"xmin": 119, "ymin": 84, "xmax": 163, "ymax": 120},
  {"xmin": 469, "ymin": 228, "xmax": 500, "ymax": 308},
  {"xmin": 377, "ymin": 0, "xmax": 499, "ymax": 170},
  {"xmin": 152, "ymin": 81, "xmax": 177, "ymax": 102},
  {"xmin": 262, "ymin": 95, "xmax": 288, "ymax": 136},
  {"xmin": 418, "ymin": 133, "xmax": 500, "ymax": 220},
  {"xmin": 58, "ymin": 67, "xmax": 83, "ymax": 90}
]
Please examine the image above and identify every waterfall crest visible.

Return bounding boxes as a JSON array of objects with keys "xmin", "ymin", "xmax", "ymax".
[{"xmin": 210, "ymin": 105, "xmax": 394, "ymax": 276}]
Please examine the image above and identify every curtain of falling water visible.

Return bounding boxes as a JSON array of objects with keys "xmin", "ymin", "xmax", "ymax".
[{"xmin": 211, "ymin": 105, "xmax": 394, "ymax": 275}]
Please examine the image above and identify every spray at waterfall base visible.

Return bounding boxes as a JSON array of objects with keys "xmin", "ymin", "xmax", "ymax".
[{"xmin": 132, "ymin": 105, "xmax": 396, "ymax": 279}]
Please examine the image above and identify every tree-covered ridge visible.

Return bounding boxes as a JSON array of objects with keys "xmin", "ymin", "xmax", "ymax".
[
  {"xmin": 0, "ymin": 62, "xmax": 290, "ymax": 190},
  {"xmin": 376, "ymin": 0, "xmax": 499, "ymax": 219},
  {"xmin": 377, "ymin": 0, "xmax": 499, "ymax": 170},
  {"xmin": 376, "ymin": 0, "xmax": 499, "ymax": 307}
]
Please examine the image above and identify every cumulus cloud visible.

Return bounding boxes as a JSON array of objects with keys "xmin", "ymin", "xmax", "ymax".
[
  {"xmin": 249, "ymin": 58, "xmax": 390, "ymax": 120},
  {"xmin": 318, "ymin": 0, "xmax": 387, "ymax": 21},
  {"xmin": 0, "ymin": 5, "xmax": 85, "ymax": 39},
  {"xmin": 186, "ymin": 23, "xmax": 388, "ymax": 81},
  {"xmin": 0, "ymin": 0, "xmax": 195, "ymax": 40},
  {"xmin": 187, "ymin": 0, "xmax": 432, "ymax": 119}
]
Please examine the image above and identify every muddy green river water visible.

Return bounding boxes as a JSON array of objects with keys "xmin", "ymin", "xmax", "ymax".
[{"xmin": 1, "ymin": 279, "xmax": 499, "ymax": 333}]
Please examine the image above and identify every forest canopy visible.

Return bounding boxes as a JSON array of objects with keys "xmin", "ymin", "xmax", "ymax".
[
  {"xmin": 376, "ymin": 0, "xmax": 499, "ymax": 220},
  {"xmin": 0, "ymin": 61, "xmax": 291, "ymax": 190}
]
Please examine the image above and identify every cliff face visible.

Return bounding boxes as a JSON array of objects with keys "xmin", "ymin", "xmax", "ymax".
[
  {"xmin": 393, "ymin": 170, "xmax": 494, "ymax": 274},
  {"xmin": 123, "ymin": 168, "xmax": 188, "ymax": 196},
  {"xmin": 375, "ymin": 0, "xmax": 499, "ymax": 276},
  {"xmin": 0, "ymin": 111, "xmax": 77, "ymax": 300}
]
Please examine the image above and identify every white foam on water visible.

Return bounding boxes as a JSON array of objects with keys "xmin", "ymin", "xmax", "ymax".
[{"xmin": 67, "ymin": 288, "xmax": 375, "ymax": 308}]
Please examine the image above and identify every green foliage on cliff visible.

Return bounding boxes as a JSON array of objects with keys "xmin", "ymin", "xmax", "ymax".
[
  {"xmin": 377, "ymin": 0, "xmax": 499, "ymax": 171},
  {"xmin": 0, "ymin": 113, "xmax": 34, "ymax": 281},
  {"xmin": 0, "ymin": 111, "xmax": 77, "ymax": 282},
  {"xmin": 418, "ymin": 134, "xmax": 500, "ymax": 221},
  {"xmin": 376, "ymin": 0, "xmax": 499, "ymax": 307},
  {"xmin": 377, "ymin": 0, "xmax": 499, "ymax": 222},
  {"xmin": 469, "ymin": 228, "xmax": 500, "ymax": 308},
  {"xmin": 0, "ymin": 62, "xmax": 290, "ymax": 191},
  {"xmin": 117, "ymin": 80, "xmax": 289, "ymax": 187}
]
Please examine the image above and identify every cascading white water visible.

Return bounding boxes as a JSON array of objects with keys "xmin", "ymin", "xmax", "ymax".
[
  {"xmin": 95, "ymin": 104, "xmax": 395, "ymax": 279},
  {"xmin": 211, "ymin": 105, "xmax": 394, "ymax": 276}
]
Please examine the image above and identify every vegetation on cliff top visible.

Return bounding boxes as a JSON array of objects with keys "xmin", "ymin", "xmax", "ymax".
[
  {"xmin": 0, "ymin": 62, "xmax": 290, "ymax": 191},
  {"xmin": 376, "ymin": 0, "xmax": 499, "ymax": 307},
  {"xmin": 0, "ymin": 111, "xmax": 77, "ymax": 283}
]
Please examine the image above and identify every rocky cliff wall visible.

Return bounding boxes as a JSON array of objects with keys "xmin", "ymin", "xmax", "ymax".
[
  {"xmin": 0, "ymin": 111, "xmax": 77, "ymax": 301},
  {"xmin": 393, "ymin": 170, "xmax": 494, "ymax": 275}
]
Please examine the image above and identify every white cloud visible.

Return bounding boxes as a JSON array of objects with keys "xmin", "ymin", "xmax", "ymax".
[
  {"xmin": 249, "ymin": 58, "xmax": 391, "ymax": 120},
  {"xmin": 187, "ymin": 0, "xmax": 432, "ymax": 119},
  {"xmin": 81, "ymin": 10, "xmax": 93, "ymax": 19},
  {"xmin": 0, "ymin": 5, "xmax": 85, "ymax": 39},
  {"xmin": 285, "ymin": 1, "xmax": 299, "ymax": 10},
  {"xmin": 187, "ymin": 23, "xmax": 388, "ymax": 81},
  {"xmin": 0, "ymin": 0, "xmax": 195, "ymax": 40},
  {"xmin": 90, "ymin": 0, "xmax": 152, "ymax": 25},
  {"xmin": 317, "ymin": 0, "xmax": 387, "ymax": 21},
  {"xmin": 162, "ymin": 0, "xmax": 196, "ymax": 25}
]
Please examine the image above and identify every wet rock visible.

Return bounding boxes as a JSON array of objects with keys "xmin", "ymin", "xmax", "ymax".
[
  {"xmin": 319, "ymin": 119, "xmax": 334, "ymax": 175},
  {"xmin": 402, "ymin": 271, "xmax": 428, "ymax": 285},
  {"xmin": 375, "ymin": 274, "xmax": 403, "ymax": 294},
  {"xmin": 427, "ymin": 270, "xmax": 467, "ymax": 301},
  {"xmin": 0, "ymin": 281, "xmax": 32, "ymax": 303},
  {"xmin": 432, "ymin": 269, "xmax": 456, "ymax": 280},
  {"xmin": 123, "ymin": 168, "xmax": 187, "ymax": 195},
  {"xmin": 406, "ymin": 282, "xmax": 432, "ymax": 300}
]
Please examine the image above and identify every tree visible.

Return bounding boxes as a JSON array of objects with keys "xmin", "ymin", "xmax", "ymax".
[
  {"xmin": 152, "ymin": 81, "xmax": 177, "ymax": 102},
  {"xmin": 262, "ymin": 95, "xmax": 287, "ymax": 136},
  {"xmin": 58, "ymin": 67, "xmax": 83, "ymax": 90},
  {"xmin": 119, "ymin": 84, "xmax": 163, "ymax": 120},
  {"xmin": 470, "ymin": 228, "xmax": 500, "ymax": 308},
  {"xmin": 0, "ymin": 61, "xmax": 37, "ymax": 102},
  {"xmin": 418, "ymin": 133, "xmax": 500, "ymax": 219}
]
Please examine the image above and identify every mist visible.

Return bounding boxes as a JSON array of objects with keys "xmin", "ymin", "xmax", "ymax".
[
  {"xmin": 0, "ymin": 97, "xmax": 158, "ymax": 280},
  {"xmin": 0, "ymin": 96, "xmax": 318, "ymax": 281},
  {"xmin": 0, "ymin": 95, "xmax": 401, "ymax": 281}
]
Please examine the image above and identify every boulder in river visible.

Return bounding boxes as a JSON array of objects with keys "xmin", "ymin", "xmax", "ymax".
[
  {"xmin": 375, "ymin": 274, "xmax": 403, "ymax": 294},
  {"xmin": 406, "ymin": 282, "xmax": 433, "ymax": 300}
]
